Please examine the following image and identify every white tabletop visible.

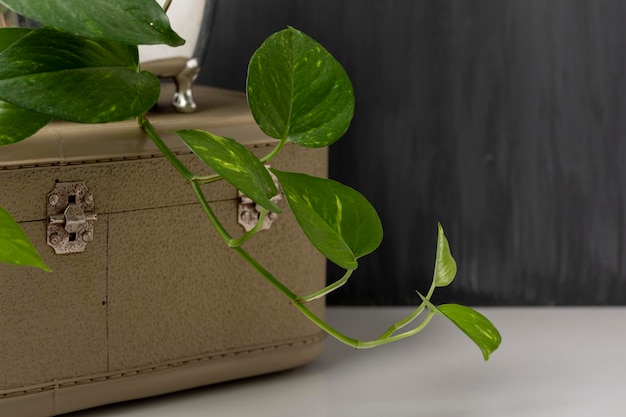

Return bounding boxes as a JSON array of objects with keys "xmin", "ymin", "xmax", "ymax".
[{"xmin": 66, "ymin": 306, "xmax": 626, "ymax": 417}]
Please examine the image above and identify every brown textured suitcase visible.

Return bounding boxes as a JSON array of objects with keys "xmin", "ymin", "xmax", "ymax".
[{"xmin": 0, "ymin": 85, "xmax": 327, "ymax": 416}]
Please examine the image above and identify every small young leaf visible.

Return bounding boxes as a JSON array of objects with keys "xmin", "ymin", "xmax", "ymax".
[
  {"xmin": 0, "ymin": 206, "xmax": 50, "ymax": 271},
  {"xmin": 0, "ymin": 0, "xmax": 184, "ymax": 46},
  {"xmin": 0, "ymin": 27, "xmax": 160, "ymax": 123},
  {"xmin": 177, "ymin": 130, "xmax": 281, "ymax": 213},
  {"xmin": 0, "ymin": 100, "xmax": 52, "ymax": 145},
  {"xmin": 271, "ymin": 169, "xmax": 382, "ymax": 270},
  {"xmin": 247, "ymin": 27, "xmax": 354, "ymax": 147},
  {"xmin": 438, "ymin": 304, "xmax": 501, "ymax": 361},
  {"xmin": 433, "ymin": 223, "xmax": 457, "ymax": 287}
]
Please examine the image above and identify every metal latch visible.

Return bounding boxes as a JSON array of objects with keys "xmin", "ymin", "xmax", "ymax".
[
  {"xmin": 47, "ymin": 181, "xmax": 97, "ymax": 254},
  {"xmin": 238, "ymin": 168, "xmax": 282, "ymax": 232}
]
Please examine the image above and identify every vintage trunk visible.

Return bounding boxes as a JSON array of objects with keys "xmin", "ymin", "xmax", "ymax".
[{"xmin": 0, "ymin": 86, "xmax": 327, "ymax": 416}]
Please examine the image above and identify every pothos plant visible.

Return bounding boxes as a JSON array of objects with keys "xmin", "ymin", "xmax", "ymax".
[{"xmin": 0, "ymin": 0, "xmax": 501, "ymax": 359}]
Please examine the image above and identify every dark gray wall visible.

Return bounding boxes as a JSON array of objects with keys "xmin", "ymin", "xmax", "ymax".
[{"xmin": 199, "ymin": 1, "xmax": 626, "ymax": 306}]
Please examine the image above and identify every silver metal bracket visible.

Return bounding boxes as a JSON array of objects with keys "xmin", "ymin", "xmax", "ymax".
[
  {"xmin": 141, "ymin": 57, "xmax": 200, "ymax": 113},
  {"xmin": 238, "ymin": 169, "xmax": 282, "ymax": 232},
  {"xmin": 47, "ymin": 181, "xmax": 97, "ymax": 254}
]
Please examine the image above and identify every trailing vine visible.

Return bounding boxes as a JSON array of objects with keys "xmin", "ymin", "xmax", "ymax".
[{"xmin": 0, "ymin": 0, "xmax": 500, "ymax": 359}]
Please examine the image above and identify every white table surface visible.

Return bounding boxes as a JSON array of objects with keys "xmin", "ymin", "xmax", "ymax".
[{"xmin": 65, "ymin": 306, "xmax": 626, "ymax": 417}]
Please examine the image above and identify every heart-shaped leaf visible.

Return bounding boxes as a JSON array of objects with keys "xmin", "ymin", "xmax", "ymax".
[
  {"xmin": 271, "ymin": 169, "xmax": 382, "ymax": 270},
  {"xmin": 247, "ymin": 27, "xmax": 354, "ymax": 147},
  {"xmin": 0, "ymin": 0, "xmax": 184, "ymax": 46},
  {"xmin": 177, "ymin": 129, "xmax": 281, "ymax": 213},
  {"xmin": 0, "ymin": 206, "xmax": 50, "ymax": 271},
  {"xmin": 433, "ymin": 223, "xmax": 457, "ymax": 287},
  {"xmin": 0, "ymin": 27, "xmax": 160, "ymax": 123},
  {"xmin": 438, "ymin": 304, "xmax": 501, "ymax": 361}
]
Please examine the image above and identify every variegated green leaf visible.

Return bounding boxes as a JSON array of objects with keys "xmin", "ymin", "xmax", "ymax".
[
  {"xmin": 177, "ymin": 129, "xmax": 281, "ymax": 213},
  {"xmin": 0, "ymin": 206, "xmax": 50, "ymax": 271},
  {"xmin": 0, "ymin": 27, "xmax": 160, "ymax": 124},
  {"xmin": 438, "ymin": 304, "xmax": 502, "ymax": 361},
  {"xmin": 0, "ymin": 99, "xmax": 52, "ymax": 145},
  {"xmin": 0, "ymin": 0, "xmax": 184, "ymax": 46},
  {"xmin": 271, "ymin": 169, "xmax": 382, "ymax": 270},
  {"xmin": 433, "ymin": 223, "xmax": 457, "ymax": 287},
  {"xmin": 247, "ymin": 27, "xmax": 354, "ymax": 147}
]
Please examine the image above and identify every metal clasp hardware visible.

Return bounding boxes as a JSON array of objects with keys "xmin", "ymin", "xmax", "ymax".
[
  {"xmin": 47, "ymin": 181, "xmax": 97, "ymax": 254},
  {"xmin": 238, "ymin": 168, "xmax": 281, "ymax": 232}
]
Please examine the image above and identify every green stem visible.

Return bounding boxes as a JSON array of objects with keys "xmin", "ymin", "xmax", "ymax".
[
  {"xmin": 377, "ymin": 303, "xmax": 425, "ymax": 340},
  {"xmin": 191, "ymin": 179, "xmax": 267, "ymax": 249},
  {"xmin": 260, "ymin": 138, "xmax": 288, "ymax": 163},
  {"xmin": 235, "ymin": 244, "xmax": 436, "ymax": 349},
  {"xmin": 231, "ymin": 246, "xmax": 360, "ymax": 348},
  {"xmin": 228, "ymin": 208, "xmax": 268, "ymax": 248},
  {"xmin": 425, "ymin": 280, "xmax": 437, "ymax": 300},
  {"xmin": 139, "ymin": 115, "xmax": 193, "ymax": 181},
  {"xmin": 295, "ymin": 269, "xmax": 353, "ymax": 303},
  {"xmin": 141, "ymin": 114, "xmax": 235, "ymax": 243},
  {"xmin": 356, "ymin": 311, "xmax": 437, "ymax": 348},
  {"xmin": 192, "ymin": 174, "xmax": 222, "ymax": 185},
  {"xmin": 190, "ymin": 181, "xmax": 233, "ymax": 243},
  {"xmin": 377, "ymin": 281, "xmax": 437, "ymax": 339},
  {"xmin": 233, "ymin": 246, "xmax": 298, "ymax": 300},
  {"xmin": 292, "ymin": 300, "xmax": 437, "ymax": 349},
  {"xmin": 142, "ymin": 112, "xmax": 438, "ymax": 350}
]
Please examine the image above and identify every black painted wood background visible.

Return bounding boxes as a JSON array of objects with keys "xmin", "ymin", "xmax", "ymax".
[{"xmin": 198, "ymin": 0, "xmax": 626, "ymax": 305}]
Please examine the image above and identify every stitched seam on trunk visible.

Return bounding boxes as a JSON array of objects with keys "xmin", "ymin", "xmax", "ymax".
[
  {"xmin": 0, "ymin": 332, "xmax": 325, "ymax": 398},
  {"xmin": 0, "ymin": 143, "xmax": 274, "ymax": 170}
]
